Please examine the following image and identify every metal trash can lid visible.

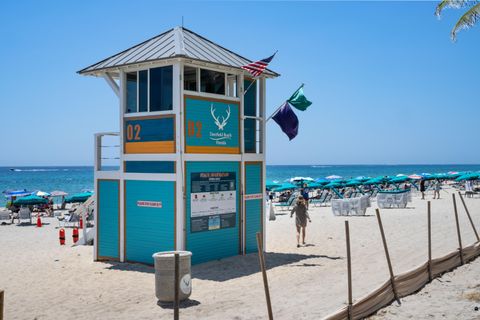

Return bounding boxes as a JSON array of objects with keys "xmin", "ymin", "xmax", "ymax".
[{"xmin": 152, "ymin": 251, "xmax": 192, "ymax": 258}]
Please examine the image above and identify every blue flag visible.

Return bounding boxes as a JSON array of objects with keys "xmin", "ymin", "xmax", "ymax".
[{"xmin": 272, "ymin": 102, "xmax": 299, "ymax": 140}]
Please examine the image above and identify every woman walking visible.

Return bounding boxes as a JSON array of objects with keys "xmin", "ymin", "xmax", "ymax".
[{"xmin": 290, "ymin": 195, "xmax": 311, "ymax": 247}]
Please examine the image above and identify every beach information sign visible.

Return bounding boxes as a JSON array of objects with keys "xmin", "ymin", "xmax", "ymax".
[
  {"xmin": 184, "ymin": 96, "xmax": 240, "ymax": 154},
  {"xmin": 190, "ymin": 172, "xmax": 236, "ymax": 232}
]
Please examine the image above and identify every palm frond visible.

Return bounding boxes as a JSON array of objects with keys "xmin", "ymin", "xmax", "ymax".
[
  {"xmin": 451, "ymin": 2, "xmax": 480, "ymax": 40},
  {"xmin": 435, "ymin": 0, "xmax": 471, "ymax": 17}
]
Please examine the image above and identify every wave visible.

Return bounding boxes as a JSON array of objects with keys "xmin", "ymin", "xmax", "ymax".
[{"xmin": 311, "ymin": 165, "xmax": 332, "ymax": 168}]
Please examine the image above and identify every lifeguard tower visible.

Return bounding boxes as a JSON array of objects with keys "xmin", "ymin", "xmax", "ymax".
[{"xmin": 79, "ymin": 27, "xmax": 279, "ymax": 264}]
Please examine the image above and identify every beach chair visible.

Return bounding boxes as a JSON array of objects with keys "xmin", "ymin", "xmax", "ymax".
[
  {"xmin": 18, "ymin": 207, "xmax": 32, "ymax": 224},
  {"xmin": 274, "ymin": 193, "xmax": 297, "ymax": 211},
  {"xmin": 310, "ymin": 191, "xmax": 326, "ymax": 207},
  {"xmin": 0, "ymin": 210, "xmax": 11, "ymax": 224},
  {"xmin": 61, "ymin": 211, "xmax": 80, "ymax": 228},
  {"xmin": 322, "ymin": 193, "xmax": 333, "ymax": 206}
]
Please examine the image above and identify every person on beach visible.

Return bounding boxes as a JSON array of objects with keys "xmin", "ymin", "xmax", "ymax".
[
  {"xmin": 290, "ymin": 196, "xmax": 311, "ymax": 248},
  {"xmin": 433, "ymin": 180, "xmax": 441, "ymax": 199},
  {"xmin": 301, "ymin": 188, "xmax": 310, "ymax": 208},
  {"xmin": 420, "ymin": 179, "xmax": 426, "ymax": 200}
]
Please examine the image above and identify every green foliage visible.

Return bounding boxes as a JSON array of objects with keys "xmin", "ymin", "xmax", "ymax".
[{"xmin": 435, "ymin": 0, "xmax": 480, "ymax": 40}]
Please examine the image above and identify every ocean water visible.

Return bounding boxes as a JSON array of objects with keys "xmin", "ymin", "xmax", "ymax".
[
  {"xmin": 2, "ymin": 164, "xmax": 480, "ymax": 205},
  {"xmin": 0, "ymin": 166, "xmax": 93, "ymax": 206}
]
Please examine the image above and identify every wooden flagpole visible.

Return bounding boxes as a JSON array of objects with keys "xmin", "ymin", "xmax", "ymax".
[{"xmin": 375, "ymin": 208, "xmax": 400, "ymax": 304}]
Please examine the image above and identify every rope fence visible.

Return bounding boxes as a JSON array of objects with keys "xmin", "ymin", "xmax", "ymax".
[{"xmin": 323, "ymin": 193, "xmax": 480, "ymax": 320}]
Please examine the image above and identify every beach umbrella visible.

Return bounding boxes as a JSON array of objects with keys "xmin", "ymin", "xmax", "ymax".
[
  {"xmin": 289, "ymin": 177, "xmax": 314, "ymax": 185},
  {"xmin": 389, "ymin": 176, "xmax": 410, "ymax": 183},
  {"xmin": 446, "ymin": 172, "xmax": 462, "ymax": 180},
  {"xmin": 64, "ymin": 191, "xmax": 94, "ymax": 203},
  {"xmin": 323, "ymin": 181, "xmax": 343, "ymax": 189},
  {"xmin": 2, "ymin": 189, "xmax": 31, "ymax": 198},
  {"xmin": 421, "ymin": 173, "xmax": 435, "ymax": 180},
  {"xmin": 272, "ymin": 183, "xmax": 297, "ymax": 192},
  {"xmin": 408, "ymin": 174, "xmax": 422, "ymax": 180},
  {"xmin": 266, "ymin": 181, "xmax": 282, "ymax": 190},
  {"xmin": 345, "ymin": 179, "xmax": 362, "ymax": 187},
  {"xmin": 50, "ymin": 190, "xmax": 68, "ymax": 197},
  {"xmin": 455, "ymin": 173, "xmax": 479, "ymax": 181},
  {"xmin": 363, "ymin": 176, "xmax": 386, "ymax": 185},
  {"xmin": 315, "ymin": 178, "xmax": 330, "ymax": 185},
  {"xmin": 34, "ymin": 191, "xmax": 51, "ymax": 197},
  {"xmin": 326, "ymin": 175, "xmax": 342, "ymax": 180},
  {"xmin": 431, "ymin": 173, "xmax": 449, "ymax": 180},
  {"xmin": 354, "ymin": 176, "xmax": 370, "ymax": 182},
  {"xmin": 305, "ymin": 182, "xmax": 324, "ymax": 188},
  {"xmin": 13, "ymin": 195, "xmax": 48, "ymax": 206}
]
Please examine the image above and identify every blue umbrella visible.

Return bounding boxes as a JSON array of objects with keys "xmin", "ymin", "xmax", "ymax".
[
  {"xmin": 354, "ymin": 176, "xmax": 371, "ymax": 182},
  {"xmin": 3, "ymin": 189, "xmax": 32, "ymax": 198},
  {"xmin": 13, "ymin": 195, "xmax": 48, "ymax": 206},
  {"xmin": 363, "ymin": 177, "xmax": 385, "ymax": 185},
  {"xmin": 65, "ymin": 191, "xmax": 94, "ymax": 203},
  {"xmin": 389, "ymin": 176, "xmax": 410, "ymax": 183},
  {"xmin": 266, "ymin": 181, "xmax": 282, "ymax": 190},
  {"xmin": 315, "ymin": 178, "xmax": 330, "ymax": 185},
  {"xmin": 272, "ymin": 183, "xmax": 297, "ymax": 192},
  {"xmin": 346, "ymin": 179, "xmax": 362, "ymax": 187},
  {"xmin": 323, "ymin": 181, "xmax": 343, "ymax": 189},
  {"xmin": 456, "ymin": 173, "xmax": 479, "ymax": 181}
]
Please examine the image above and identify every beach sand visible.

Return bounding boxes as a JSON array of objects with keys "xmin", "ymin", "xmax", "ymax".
[{"xmin": 1, "ymin": 187, "xmax": 479, "ymax": 319}]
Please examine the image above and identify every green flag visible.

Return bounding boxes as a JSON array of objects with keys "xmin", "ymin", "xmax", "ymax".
[{"xmin": 287, "ymin": 85, "xmax": 312, "ymax": 111}]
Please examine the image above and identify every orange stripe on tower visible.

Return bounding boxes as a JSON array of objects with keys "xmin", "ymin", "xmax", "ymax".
[{"xmin": 125, "ymin": 141, "xmax": 175, "ymax": 154}]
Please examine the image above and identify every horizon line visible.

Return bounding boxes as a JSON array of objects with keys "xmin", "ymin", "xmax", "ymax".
[{"xmin": 1, "ymin": 163, "xmax": 480, "ymax": 168}]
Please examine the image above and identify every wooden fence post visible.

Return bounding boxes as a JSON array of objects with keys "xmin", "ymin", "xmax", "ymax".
[
  {"xmin": 375, "ymin": 209, "xmax": 400, "ymax": 304},
  {"xmin": 0, "ymin": 290, "xmax": 4, "ymax": 320},
  {"xmin": 452, "ymin": 194, "xmax": 464, "ymax": 265},
  {"xmin": 458, "ymin": 192, "xmax": 480, "ymax": 242},
  {"xmin": 345, "ymin": 221, "xmax": 353, "ymax": 320},
  {"xmin": 427, "ymin": 201, "xmax": 432, "ymax": 282},
  {"xmin": 174, "ymin": 253, "xmax": 179, "ymax": 320},
  {"xmin": 256, "ymin": 232, "xmax": 273, "ymax": 320}
]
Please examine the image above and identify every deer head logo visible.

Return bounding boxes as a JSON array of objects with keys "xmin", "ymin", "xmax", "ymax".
[{"xmin": 210, "ymin": 104, "xmax": 231, "ymax": 131}]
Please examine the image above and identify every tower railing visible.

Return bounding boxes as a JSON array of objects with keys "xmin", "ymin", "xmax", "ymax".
[{"xmin": 94, "ymin": 132, "xmax": 120, "ymax": 172}]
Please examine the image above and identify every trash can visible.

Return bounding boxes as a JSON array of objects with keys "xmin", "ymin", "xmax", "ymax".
[{"xmin": 152, "ymin": 251, "xmax": 192, "ymax": 302}]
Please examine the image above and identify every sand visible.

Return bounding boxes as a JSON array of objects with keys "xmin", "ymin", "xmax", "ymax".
[{"xmin": 1, "ymin": 187, "xmax": 479, "ymax": 319}]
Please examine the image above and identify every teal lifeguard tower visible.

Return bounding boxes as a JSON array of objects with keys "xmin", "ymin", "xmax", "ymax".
[{"xmin": 79, "ymin": 27, "xmax": 279, "ymax": 264}]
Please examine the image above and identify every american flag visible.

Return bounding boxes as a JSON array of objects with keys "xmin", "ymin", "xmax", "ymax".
[{"xmin": 241, "ymin": 52, "xmax": 276, "ymax": 77}]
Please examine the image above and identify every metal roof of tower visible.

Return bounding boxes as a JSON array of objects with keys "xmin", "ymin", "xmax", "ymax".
[{"xmin": 78, "ymin": 26, "xmax": 279, "ymax": 77}]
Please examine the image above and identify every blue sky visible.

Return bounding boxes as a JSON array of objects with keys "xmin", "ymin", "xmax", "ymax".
[{"xmin": 0, "ymin": 1, "xmax": 479, "ymax": 166}]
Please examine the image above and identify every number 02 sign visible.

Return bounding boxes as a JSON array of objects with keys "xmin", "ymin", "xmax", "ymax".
[{"xmin": 124, "ymin": 116, "xmax": 175, "ymax": 154}]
